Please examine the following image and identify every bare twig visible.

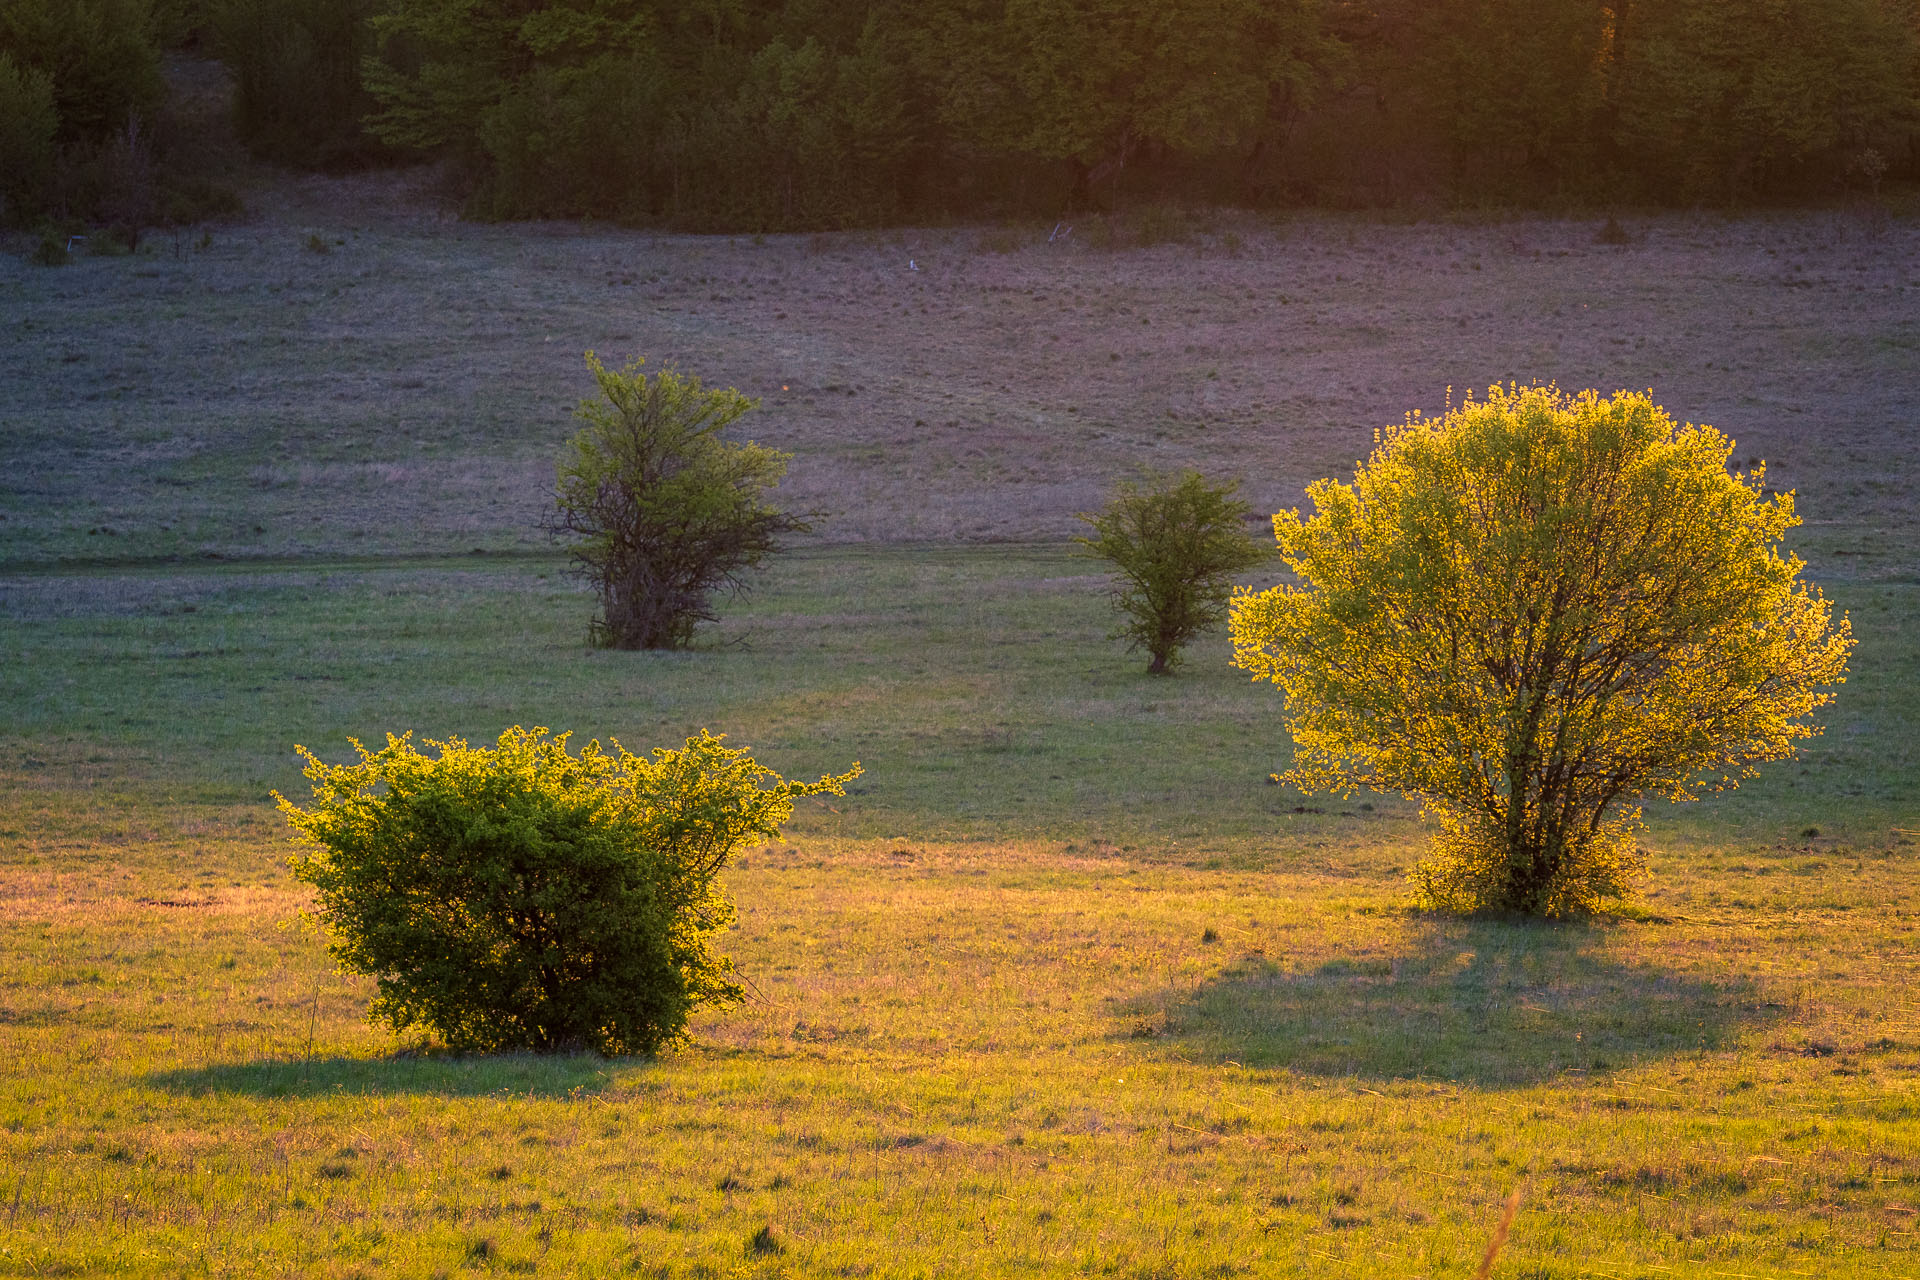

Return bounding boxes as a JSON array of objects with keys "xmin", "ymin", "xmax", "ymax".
[{"xmin": 1475, "ymin": 1184, "xmax": 1524, "ymax": 1280}]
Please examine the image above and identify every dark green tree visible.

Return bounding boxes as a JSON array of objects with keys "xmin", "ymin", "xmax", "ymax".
[
  {"xmin": 476, "ymin": 50, "xmax": 671, "ymax": 219},
  {"xmin": 1078, "ymin": 470, "xmax": 1271, "ymax": 674},
  {"xmin": 938, "ymin": 0, "xmax": 1332, "ymax": 206},
  {"xmin": 211, "ymin": 0, "xmax": 389, "ymax": 169},
  {"xmin": 0, "ymin": 52, "xmax": 56, "ymax": 221},
  {"xmin": 552, "ymin": 354, "xmax": 806, "ymax": 650},
  {"xmin": 1415, "ymin": 0, "xmax": 1613, "ymax": 191},
  {"xmin": 0, "ymin": 0, "xmax": 163, "ymax": 144},
  {"xmin": 1611, "ymin": 0, "xmax": 1917, "ymax": 200},
  {"xmin": 364, "ymin": 0, "xmax": 660, "ymax": 161},
  {"xmin": 262, "ymin": 0, "xmax": 1920, "ymax": 222}
]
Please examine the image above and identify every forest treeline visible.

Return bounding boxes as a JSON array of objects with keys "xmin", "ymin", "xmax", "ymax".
[{"xmin": 4, "ymin": 0, "xmax": 1918, "ymax": 233}]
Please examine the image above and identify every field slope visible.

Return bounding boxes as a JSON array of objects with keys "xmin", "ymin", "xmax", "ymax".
[{"xmin": 2, "ymin": 184, "xmax": 1917, "ymax": 1277}]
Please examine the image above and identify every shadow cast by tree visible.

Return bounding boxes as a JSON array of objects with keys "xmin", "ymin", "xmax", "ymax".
[
  {"xmin": 1139, "ymin": 918, "xmax": 1783, "ymax": 1087},
  {"xmin": 146, "ymin": 1050, "xmax": 635, "ymax": 1099}
]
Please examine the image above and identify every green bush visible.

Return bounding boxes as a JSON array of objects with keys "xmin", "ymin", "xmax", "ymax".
[
  {"xmin": 552, "ymin": 353, "xmax": 807, "ymax": 650},
  {"xmin": 1077, "ymin": 469, "xmax": 1271, "ymax": 674},
  {"xmin": 277, "ymin": 726, "xmax": 858, "ymax": 1055}
]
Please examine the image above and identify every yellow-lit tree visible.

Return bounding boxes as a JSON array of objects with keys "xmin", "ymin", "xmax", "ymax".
[{"xmin": 1230, "ymin": 386, "xmax": 1853, "ymax": 916}]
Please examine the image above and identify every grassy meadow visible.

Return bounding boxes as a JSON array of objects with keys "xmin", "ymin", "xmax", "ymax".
[{"xmin": 2, "ymin": 195, "xmax": 1919, "ymax": 1278}]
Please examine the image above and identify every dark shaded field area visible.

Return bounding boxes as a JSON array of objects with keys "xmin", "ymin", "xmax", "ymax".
[{"xmin": 5, "ymin": 177, "xmax": 1916, "ymax": 556}]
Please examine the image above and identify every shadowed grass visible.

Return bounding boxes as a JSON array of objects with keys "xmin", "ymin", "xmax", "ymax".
[
  {"xmin": 1154, "ymin": 917, "xmax": 1775, "ymax": 1083},
  {"xmin": 148, "ymin": 1052, "xmax": 627, "ymax": 1100}
]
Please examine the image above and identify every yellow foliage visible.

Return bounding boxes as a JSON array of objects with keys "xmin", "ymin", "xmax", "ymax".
[{"xmin": 1230, "ymin": 385, "xmax": 1853, "ymax": 915}]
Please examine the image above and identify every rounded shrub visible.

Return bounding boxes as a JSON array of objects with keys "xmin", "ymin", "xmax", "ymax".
[
  {"xmin": 1231, "ymin": 385, "xmax": 1852, "ymax": 917},
  {"xmin": 277, "ymin": 726, "xmax": 858, "ymax": 1054}
]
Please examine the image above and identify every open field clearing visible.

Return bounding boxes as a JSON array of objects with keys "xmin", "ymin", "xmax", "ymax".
[
  {"xmin": 2, "ymin": 181, "xmax": 1918, "ymax": 1276},
  {"xmin": 3, "ymin": 174, "xmax": 1917, "ymax": 559}
]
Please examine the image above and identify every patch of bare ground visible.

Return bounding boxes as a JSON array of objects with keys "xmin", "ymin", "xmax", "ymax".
[{"xmin": 2, "ymin": 169, "xmax": 1915, "ymax": 574}]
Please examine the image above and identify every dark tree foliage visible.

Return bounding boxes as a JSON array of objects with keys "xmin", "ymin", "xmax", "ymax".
[
  {"xmin": 1, "ymin": 0, "xmax": 246, "ymax": 227},
  {"xmin": 1408, "ymin": 0, "xmax": 1613, "ymax": 191},
  {"xmin": 1078, "ymin": 470, "xmax": 1271, "ymax": 675},
  {"xmin": 0, "ymin": 0, "xmax": 164, "ymax": 145},
  {"xmin": 211, "ymin": 0, "xmax": 390, "ymax": 169},
  {"xmin": 64, "ymin": 0, "xmax": 1920, "ymax": 226},
  {"xmin": 1611, "ymin": 0, "xmax": 1918, "ymax": 201},
  {"xmin": 552, "ymin": 354, "xmax": 806, "ymax": 651},
  {"xmin": 0, "ymin": 52, "xmax": 57, "ymax": 219},
  {"xmin": 354, "ymin": 0, "xmax": 1917, "ymax": 220},
  {"xmin": 96, "ymin": 113, "xmax": 158, "ymax": 248}
]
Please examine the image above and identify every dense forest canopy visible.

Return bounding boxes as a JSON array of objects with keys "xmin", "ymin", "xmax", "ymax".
[{"xmin": 3, "ymin": 0, "xmax": 1917, "ymax": 230}]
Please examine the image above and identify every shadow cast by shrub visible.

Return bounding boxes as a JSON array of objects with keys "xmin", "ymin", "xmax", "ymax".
[
  {"xmin": 147, "ymin": 1050, "xmax": 634, "ymax": 1099},
  {"xmin": 1143, "ymin": 917, "xmax": 1782, "ymax": 1086}
]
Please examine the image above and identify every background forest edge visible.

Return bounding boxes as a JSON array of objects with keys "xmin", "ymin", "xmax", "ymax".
[{"xmin": 4, "ymin": 0, "xmax": 1920, "ymax": 238}]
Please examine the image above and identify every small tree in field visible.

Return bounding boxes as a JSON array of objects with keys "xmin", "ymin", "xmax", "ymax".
[
  {"xmin": 552, "ymin": 354, "xmax": 805, "ymax": 649},
  {"xmin": 277, "ymin": 726, "xmax": 858, "ymax": 1055},
  {"xmin": 1077, "ymin": 470, "xmax": 1271, "ymax": 674},
  {"xmin": 1230, "ymin": 386, "xmax": 1852, "ymax": 917}
]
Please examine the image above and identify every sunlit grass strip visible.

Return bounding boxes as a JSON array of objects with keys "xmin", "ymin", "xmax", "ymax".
[{"xmin": 0, "ymin": 547, "xmax": 1915, "ymax": 1276}]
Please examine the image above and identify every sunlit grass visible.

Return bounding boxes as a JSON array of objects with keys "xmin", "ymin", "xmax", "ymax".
[{"xmin": 2, "ymin": 547, "xmax": 1917, "ymax": 1277}]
